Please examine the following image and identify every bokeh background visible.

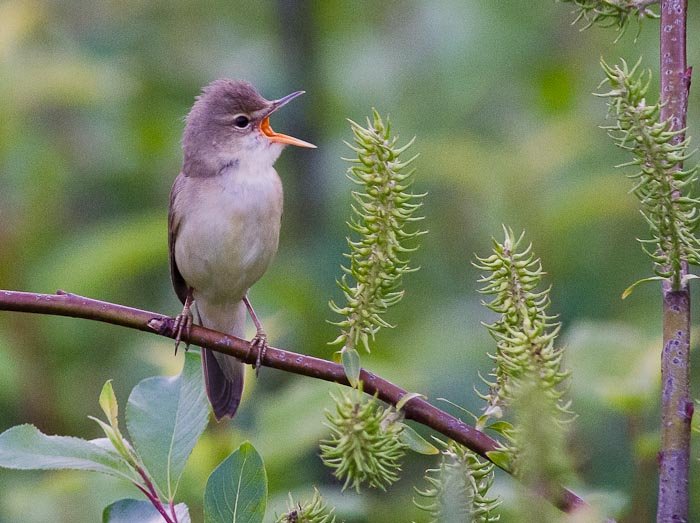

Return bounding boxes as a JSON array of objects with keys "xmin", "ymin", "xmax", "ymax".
[{"xmin": 1, "ymin": 1, "xmax": 700, "ymax": 521}]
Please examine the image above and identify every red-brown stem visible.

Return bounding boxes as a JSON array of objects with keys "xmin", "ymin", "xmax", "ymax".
[
  {"xmin": 134, "ymin": 463, "xmax": 176, "ymax": 523},
  {"xmin": 657, "ymin": 1, "xmax": 693, "ymax": 521},
  {"xmin": 0, "ymin": 289, "xmax": 586, "ymax": 513},
  {"xmin": 133, "ymin": 483, "xmax": 174, "ymax": 523}
]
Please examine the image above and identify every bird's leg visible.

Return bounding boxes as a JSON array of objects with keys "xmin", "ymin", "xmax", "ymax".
[
  {"xmin": 243, "ymin": 294, "xmax": 267, "ymax": 376},
  {"xmin": 173, "ymin": 289, "xmax": 194, "ymax": 355}
]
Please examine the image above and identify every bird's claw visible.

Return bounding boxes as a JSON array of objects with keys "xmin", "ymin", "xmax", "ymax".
[
  {"xmin": 173, "ymin": 310, "xmax": 193, "ymax": 355},
  {"xmin": 249, "ymin": 331, "xmax": 268, "ymax": 377}
]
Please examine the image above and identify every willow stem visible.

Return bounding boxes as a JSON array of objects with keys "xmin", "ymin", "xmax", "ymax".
[{"xmin": 657, "ymin": 1, "xmax": 693, "ymax": 521}]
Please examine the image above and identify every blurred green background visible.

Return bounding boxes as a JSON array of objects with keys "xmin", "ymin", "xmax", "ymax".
[{"xmin": 1, "ymin": 1, "xmax": 700, "ymax": 521}]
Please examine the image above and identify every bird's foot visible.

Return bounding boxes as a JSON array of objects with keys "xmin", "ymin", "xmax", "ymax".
[
  {"xmin": 243, "ymin": 294, "xmax": 268, "ymax": 376},
  {"xmin": 249, "ymin": 329, "xmax": 268, "ymax": 377},
  {"xmin": 173, "ymin": 297, "xmax": 194, "ymax": 355}
]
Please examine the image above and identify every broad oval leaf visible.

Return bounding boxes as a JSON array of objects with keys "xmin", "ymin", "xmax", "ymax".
[
  {"xmin": 125, "ymin": 350, "xmax": 209, "ymax": 500},
  {"xmin": 103, "ymin": 498, "xmax": 190, "ymax": 523},
  {"xmin": 204, "ymin": 441, "xmax": 267, "ymax": 523},
  {"xmin": 0, "ymin": 424, "xmax": 134, "ymax": 481}
]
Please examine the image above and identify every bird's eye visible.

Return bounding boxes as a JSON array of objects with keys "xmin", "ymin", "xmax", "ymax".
[{"xmin": 233, "ymin": 115, "xmax": 250, "ymax": 128}]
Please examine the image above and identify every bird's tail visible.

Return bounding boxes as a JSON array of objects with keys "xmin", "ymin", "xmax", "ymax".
[{"xmin": 196, "ymin": 299, "xmax": 246, "ymax": 421}]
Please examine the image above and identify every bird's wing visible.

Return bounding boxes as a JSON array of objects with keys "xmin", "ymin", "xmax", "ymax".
[{"xmin": 168, "ymin": 173, "xmax": 189, "ymax": 305}]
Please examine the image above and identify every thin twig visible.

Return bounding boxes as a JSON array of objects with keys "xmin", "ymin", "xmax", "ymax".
[
  {"xmin": 133, "ymin": 463, "xmax": 175, "ymax": 523},
  {"xmin": 169, "ymin": 501, "xmax": 178, "ymax": 523},
  {"xmin": 133, "ymin": 483, "xmax": 174, "ymax": 523},
  {"xmin": 0, "ymin": 289, "xmax": 587, "ymax": 513},
  {"xmin": 657, "ymin": 1, "xmax": 693, "ymax": 521}
]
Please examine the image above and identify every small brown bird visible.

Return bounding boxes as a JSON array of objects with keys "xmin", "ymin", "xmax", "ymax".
[{"xmin": 168, "ymin": 79, "xmax": 315, "ymax": 420}]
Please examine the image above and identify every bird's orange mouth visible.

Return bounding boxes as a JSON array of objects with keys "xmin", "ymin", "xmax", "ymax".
[
  {"xmin": 260, "ymin": 116, "xmax": 316, "ymax": 148},
  {"xmin": 259, "ymin": 90, "xmax": 316, "ymax": 148}
]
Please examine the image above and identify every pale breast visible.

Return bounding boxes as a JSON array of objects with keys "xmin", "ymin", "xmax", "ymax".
[{"xmin": 173, "ymin": 165, "xmax": 283, "ymax": 304}]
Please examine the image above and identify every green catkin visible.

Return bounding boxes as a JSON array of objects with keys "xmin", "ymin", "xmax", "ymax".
[
  {"xmin": 414, "ymin": 441, "xmax": 500, "ymax": 523},
  {"xmin": 329, "ymin": 110, "xmax": 424, "ymax": 354},
  {"xmin": 597, "ymin": 58, "xmax": 700, "ymax": 290},
  {"xmin": 560, "ymin": 0, "xmax": 658, "ymax": 41},
  {"xmin": 474, "ymin": 228, "xmax": 572, "ymax": 426},
  {"xmin": 320, "ymin": 389, "xmax": 406, "ymax": 492}
]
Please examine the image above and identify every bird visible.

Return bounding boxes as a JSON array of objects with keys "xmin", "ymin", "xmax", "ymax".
[{"xmin": 168, "ymin": 79, "xmax": 315, "ymax": 420}]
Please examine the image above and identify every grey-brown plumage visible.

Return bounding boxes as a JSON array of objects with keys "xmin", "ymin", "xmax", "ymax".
[{"xmin": 169, "ymin": 79, "xmax": 314, "ymax": 420}]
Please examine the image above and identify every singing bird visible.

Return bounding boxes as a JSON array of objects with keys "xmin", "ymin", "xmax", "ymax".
[{"xmin": 168, "ymin": 79, "xmax": 315, "ymax": 420}]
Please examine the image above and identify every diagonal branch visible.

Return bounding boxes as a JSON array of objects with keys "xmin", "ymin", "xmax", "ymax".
[{"xmin": 0, "ymin": 288, "xmax": 586, "ymax": 514}]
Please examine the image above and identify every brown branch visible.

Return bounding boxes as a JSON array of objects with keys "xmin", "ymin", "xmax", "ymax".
[
  {"xmin": 0, "ymin": 289, "xmax": 587, "ymax": 513},
  {"xmin": 657, "ymin": 1, "xmax": 693, "ymax": 521}
]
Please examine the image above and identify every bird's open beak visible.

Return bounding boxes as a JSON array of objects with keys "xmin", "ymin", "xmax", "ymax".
[{"xmin": 259, "ymin": 91, "xmax": 316, "ymax": 148}]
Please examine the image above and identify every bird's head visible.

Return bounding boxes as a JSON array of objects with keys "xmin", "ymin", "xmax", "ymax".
[{"xmin": 182, "ymin": 79, "xmax": 315, "ymax": 176}]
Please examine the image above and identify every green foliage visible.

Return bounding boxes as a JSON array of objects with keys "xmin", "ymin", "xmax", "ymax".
[
  {"xmin": 0, "ymin": 352, "xmax": 267, "ymax": 522},
  {"xmin": 560, "ymin": 0, "xmax": 658, "ymax": 40},
  {"xmin": 89, "ymin": 380, "xmax": 144, "ymax": 475},
  {"xmin": 319, "ymin": 388, "xmax": 407, "ymax": 492},
  {"xmin": 102, "ymin": 499, "xmax": 191, "ymax": 523},
  {"xmin": 597, "ymin": 58, "xmax": 700, "ymax": 291},
  {"xmin": 204, "ymin": 442, "xmax": 267, "ymax": 523},
  {"xmin": 414, "ymin": 441, "xmax": 500, "ymax": 523},
  {"xmin": 329, "ymin": 110, "xmax": 424, "ymax": 361},
  {"xmin": 5, "ymin": 2, "xmax": 697, "ymax": 520},
  {"xmin": 276, "ymin": 489, "xmax": 338, "ymax": 523},
  {"xmin": 0, "ymin": 424, "xmax": 137, "ymax": 482},
  {"xmin": 125, "ymin": 351, "xmax": 209, "ymax": 501},
  {"xmin": 474, "ymin": 228, "xmax": 572, "ymax": 427}
]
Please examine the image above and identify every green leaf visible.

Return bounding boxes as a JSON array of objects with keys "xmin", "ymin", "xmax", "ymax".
[
  {"xmin": 91, "ymin": 380, "xmax": 136, "ymax": 465},
  {"xmin": 485, "ymin": 449, "xmax": 512, "ymax": 472},
  {"xmin": 88, "ymin": 417, "xmax": 134, "ymax": 466},
  {"xmin": 125, "ymin": 351, "xmax": 209, "ymax": 500},
  {"xmin": 485, "ymin": 421, "xmax": 515, "ymax": 436},
  {"xmin": 341, "ymin": 348, "xmax": 361, "ymax": 387},
  {"xmin": 398, "ymin": 424, "xmax": 439, "ymax": 455},
  {"xmin": 102, "ymin": 499, "xmax": 190, "ymax": 523},
  {"xmin": 99, "ymin": 380, "xmax": 119, "ymax": 428},
  {"xmin": 204, "ymin": 441, "xmax": 267, "ymax": 523},
  {"xmin": 0, "ymin": 424, "xmax": 135, "ymax": 481}
]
